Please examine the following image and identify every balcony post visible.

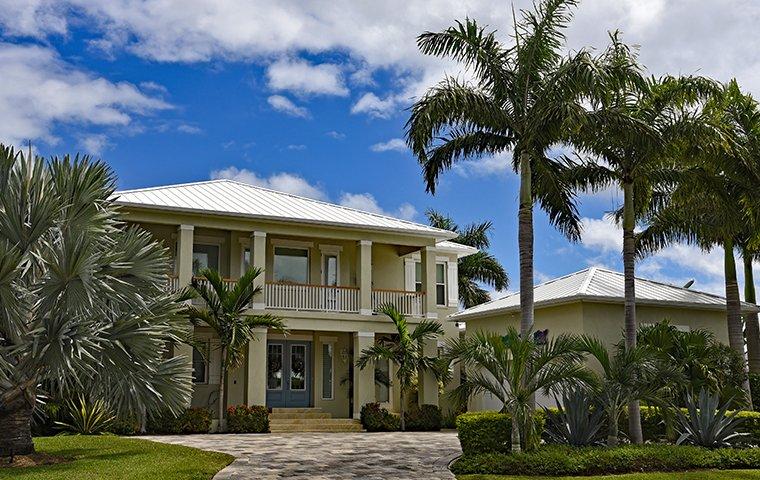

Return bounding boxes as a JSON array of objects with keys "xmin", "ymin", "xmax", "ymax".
[
  {"xmin": 421, "ymin": 245, "xmax": 438, "ymax": 319},
  {"xmin": 251, "ymin": 231, "xmax": 267, "ymax": 310},
  {"xmin": 358, "ymin": 240, "xmax": 372, "ymax": 315},
  {"xmin": 175, "ymin": 224, "xmax": 194, "ymax": 406},
  {"xmin": 353, "ymin": 332, "xmax": 376, "ymax": 418},
  {"xmin": 246, "ymin": 327, "xmax": 268, "ymax": 406}
]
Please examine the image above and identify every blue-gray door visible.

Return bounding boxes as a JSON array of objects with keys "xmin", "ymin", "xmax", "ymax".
[{"xmin": 266, "ymin": 340, "xmax": 311, "ymax": 408}]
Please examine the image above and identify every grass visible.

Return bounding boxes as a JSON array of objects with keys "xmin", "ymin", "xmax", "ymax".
[
  {"xmin": 0, "ymin": 436, "xmax": 234, "ymax": 480},
  {"xmin": 459, "ymin": 472, "xmax": 760, "ymax": 480}
]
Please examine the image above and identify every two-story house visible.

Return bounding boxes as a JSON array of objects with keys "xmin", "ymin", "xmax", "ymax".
[{"xmin": 113, "ymin": 179, "xmax": 476, "ymax": 429}]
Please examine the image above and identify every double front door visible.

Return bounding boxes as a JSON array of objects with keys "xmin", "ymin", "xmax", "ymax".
[{"xmin": 266, "ymin": 340, "xmax": 311, "ymax": 408}]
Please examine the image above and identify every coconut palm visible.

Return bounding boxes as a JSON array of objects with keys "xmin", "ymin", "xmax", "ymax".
[
  {"xmin": 185, "ymin": 267, "xmax": 286, "ymax": 431},
  {"xmin": 447, "ymin": 328, "xmax": 591, "ymax": 452},
  {"xmin": 355, "ymin": 304, "xmax": 444, "ymax": 431},
  {"xmin": 406, "ymin": 0, "xmax": 642, "ymax": 338},
  {"xmin": 426, "ymin": 210, "xmax": 508, "ymax": 307},
  {"xmin": 566, "ymin": 34, "xmax": 718, "ymax": 443},
  {"xmin": 0, "ymin": 145, "xmax": 192, "ymax": 456}
]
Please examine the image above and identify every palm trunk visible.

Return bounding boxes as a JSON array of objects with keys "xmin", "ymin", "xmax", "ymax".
[
  {"xmin": 400, "ymin": 387, "xmax": 406, "ymax": 431},
  {"xmin": 724, "ymin": 239, "xmax": 753, "ymax": 408},
  {"xmin": 743, "ymin": 252, "xmax": 760, "ymax": 374},
  {"xmin": 607, "ymin": 410, "xmax": 619, "ymax": 447},
  {"xmin": 0, "ymin": 397, "xmax": 35, "ymax": 456},
  {"xmin": 518, "ymin": 150, "xmax": 534, "ymax": 335},
  {"xmin": 218, "ymin": 348, "xmax": 227, "ymax": 432},
  {"xmin": 622, "ymin": 180, "xmax": 643, "ymax": 444},
  {"xmin": 510, "ymin": 409, "xmax": 522, "ymax": 453}
]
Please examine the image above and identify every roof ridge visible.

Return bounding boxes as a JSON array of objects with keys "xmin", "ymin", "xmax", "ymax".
[
  {"xmin": 577, "ymin": 267, "xmax": 596, "ymax": 295},
  {"xmin": 114, "ymin": 178, "xmax": 229, "ymax": 195}
]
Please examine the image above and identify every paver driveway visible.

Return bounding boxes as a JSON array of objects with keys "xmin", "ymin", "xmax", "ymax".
[{"xmin": 139, "ymin": 431, "xmax": 461, "ymax": 479}]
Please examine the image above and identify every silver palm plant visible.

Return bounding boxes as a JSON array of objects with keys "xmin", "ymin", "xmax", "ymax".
[{"xmin": 0, "ymin": 145, "xmax": 192, "ymax": 456}]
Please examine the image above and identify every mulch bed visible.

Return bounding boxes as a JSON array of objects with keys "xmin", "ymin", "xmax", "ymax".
[{"xmin": 1, "ymin": 452, "xmax": 70, "ymax": 468}]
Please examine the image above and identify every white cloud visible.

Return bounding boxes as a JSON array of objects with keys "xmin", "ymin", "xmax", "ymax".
[
  {"xmin": 286, "ymin": 144, "xmax": 306, "ymax": 150},
  {"xmin": 0, "ymin": 42, "xmax": 169, "ymax": 146},
  {"xmin": 177, "ymin": 124, "xmax": 203, "ymax": 134},
  {"xmin": 370, "ymin": 138, "xmax": 406, "ymax": 152},
  {"xmin": 338, "ymin": 192, "xmax": 417, "ymax": 221},
  {"xmin": 351, "ymin": 92, "xmax": 398, "ymax": 119},
  {"xmin": 267, "ymin": 58, "xmax": 348, "ymax": 96},
  {"xmin": 78, "ymin": 133, "xmax": 110, "ymax": 156},
  {"xmin": 453, "ymin": 151, "xmax": 512, "ymax": 177},
  {"xmin": 210, "ymin": 167, "xmax": 328, "ymax": 200},
  {"xmin": 579, "ymin": 217, "xmax": 623, "ymax": 254},
  {"xmin": 325, "ymin": 130, "xmax": 345, "ymax": 140},
  {"xmin": 266, "ymin": 95, "xmax": 309, "ymax": 118}
]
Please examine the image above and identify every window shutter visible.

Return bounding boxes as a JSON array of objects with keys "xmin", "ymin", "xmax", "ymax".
[
  {"xmin": 447, "ymin": 260, "xmax": 459, "ymax": 307},
  {"xmin": 404, "ymin": 258, "xmax": 416, "ymax": 291}
]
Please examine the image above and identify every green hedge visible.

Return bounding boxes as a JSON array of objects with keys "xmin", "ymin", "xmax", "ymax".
[
  {"xmin": 405, "ymin": 404, "xmax": 442, "ymax": 431},
  {"xmin": 451, "ymin": 444, "xmax": 760, "ymax": 477},
  {"xmin": 455, "ymin": 410, "xmax": 547, "ymax": 455},
  {"xmin": 360, "ymin": 403, "xmax": 400, "ymax": 431},
  {"xmin": 147, "ymin": 408, "xmax": 212, "ymax": 434},
  {"xmin": 227, "ymin": 405, "xmax": 269, "ymax": 433}
]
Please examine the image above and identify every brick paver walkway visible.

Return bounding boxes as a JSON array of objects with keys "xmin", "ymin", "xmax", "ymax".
[{"xmin": 138, "ymin": 431, "xmax": 462, "ymax": 479}]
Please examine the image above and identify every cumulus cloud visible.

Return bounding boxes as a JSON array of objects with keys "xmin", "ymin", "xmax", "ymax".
[
  {"xmin": 177, "ymin": 124, "xmax": 203, "ymax": 134},
  {"xmin": 0, "ymin": 42, "xmax": 169, "ymax": 146},
  {"xmin": 453, "ymin": 151, "xmax": 512, "ymax": 177},
  {"xmin": 210, "ymin": 167, "xmax": 328, "ymax": 200},
  {"xmin": 351, "ymin": 92, "xmax": 398, "ymax": 118},
  {"xmin": 266, "ymin": 95, "xmax": 309, "ymax": 118},
  {"xmin": 78, "ymin": 133, "xmax": 110, "ymax": 156},
  {"xmin": 325, "ymin": 130, "xmax": 345, "ymax": 140},
  {"xmin": 339, "ymin": 192, "xmax": 417, "ymax": 221},
  {"xmin": 370, "ymin": 138, "xmax": 406, "ymax": 152},
  {"xmin": 267, "ymin": 58, "xmax": 348, "ymax": 96}
]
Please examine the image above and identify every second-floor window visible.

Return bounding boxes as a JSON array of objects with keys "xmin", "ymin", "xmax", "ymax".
[
  {"xmin": 274, "ymin": 246, "xmax": 309, "ymax": 284},
  {"xmin": 192, "ymin": 244, "xmax": 219, "ymax": 275},
  {"xmin": 415, "ymin": 261, "xmax": 447, "ymax": 306}
]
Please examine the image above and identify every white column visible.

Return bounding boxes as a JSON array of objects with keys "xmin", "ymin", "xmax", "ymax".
[
  {"xmin": 358, "ymin": 240, "xmax": 373, "ymax": 315},
  {"xmin": 417, "ymin": 337, "xmax": 439, "ymax": 406},
  {"xmin": 421, "ymin": 245, "xmax": 438, "ymax": 319},
  {"xmin": 175, "ymin": 224, "xmax": 195, "ymax": 406},
  {"xmin": 247, "ymin": 327, "xmax": 268, "ymax": 406},
  {"xmin": 353, "ymin": 332, "xmax": 376, "ymax": 418},
  {"xmin": 251, "ymin": 231, "xmax": 267, "ymax": 310}
]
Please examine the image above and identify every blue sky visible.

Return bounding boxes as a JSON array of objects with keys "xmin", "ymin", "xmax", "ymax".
[{"xmin": 1, "ymin": 0, "xmax": 758, "ymax": 298}]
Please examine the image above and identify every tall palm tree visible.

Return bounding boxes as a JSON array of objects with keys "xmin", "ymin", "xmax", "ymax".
[
  {"xmin": 447, "ymin": 328, "xmax": 590, "ymax": 453},
  {"xmin": 743, "ymin": 248, "xmax": 760, "ymax": 373},
  {"xmin": 185, "ymin": 267, "xmax": 286, "ymax": 431},
  {"xmin": 355, "ymin": 304, "xmax": 444, "ymax": 431},
  {"xmin": 406, "ymin": 0, "xmax": 640, "ymax": 338},
  {"xmin": 566, "ymin": 34, "xmax": 717, "ymax": 443},
  {"xmin": 426, "ymin": 210, "xmax": 508, "ymax": 307},
  {"xmin": 0, "ymin": 145, "xmax": 192, "ymax": 456}
]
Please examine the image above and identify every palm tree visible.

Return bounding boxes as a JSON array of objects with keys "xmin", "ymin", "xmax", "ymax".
[
  {"xmin": 447, "ymin": 328, "xmax": 590, "ymax": 452},
  {"xmin": 578, "ymin": 336, "xmax": 668, "ymax": 447},
  {"xmin": 185, "ymin": 267, "xmax": 286, "ymax": 431},
  {"xmin": 743, "ymin": 248, "xmax": 760, "ymax": 373},
  {"xmin": 355, "ymin": 304, "xmax": 444, "ymax": 431},
  {"xmin": 566, "ymin": 35, "xmax": 717, "ymax": 444},
  {"xmin": 0, "ymin": 145, "xmax": 192, "ymax": 456},
  {"xmin": 426, "ymin": 210, "xmax": 508, "ymax": 307},
  {"xmin": 406, "ymin": 0, "xmax": 639, "ymax": 338}
]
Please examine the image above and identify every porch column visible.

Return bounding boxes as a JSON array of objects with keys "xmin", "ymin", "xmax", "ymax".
[
  {"xmin": 353, "ymin": 332, "xmax": 375, "ymax": 418},
  {"xmin": 175, "ymin": 224, "xmax": 195, "ymax": 406},
  {"xmin": 246, "ymin": 327, "xmax": 268, "ymax": 406},
  {"xmin": 251, "ymin": 231, "xmax": 267, "ymax": 310},
  {"xmin": 421, "ymin": 245, "xmax": 438, "ymax": 319},
  {"xmin": 417, "ymin": 338, "xmax": 439, "ymax": 406},
  {"xmin": 358, "ymin": 240, "xmax": 373, "ymax": 315}
]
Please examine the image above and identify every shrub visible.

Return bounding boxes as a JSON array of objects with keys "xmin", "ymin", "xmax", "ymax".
[
  {"xmin": 544, "ymin": 389, "xmax": 604, "ymax": 447},
  {"xmin": 450, "ymin": 444, "xmax": 760, "ymax": 477},
  {"xmin": 147, "ymin": 408, "xmax": 212, "ymax": 434},
  {"xmin": 55, "ymin": 395, "xmax": 115, "ymax": 435},
  {"xmin": 675, "ymin": 389, "xmax": 748, "ymax": 447},
  {"xmin": 360, "ymin": 403, "xmax": 400, "ymax": 432},
  {"xmin": 227, "ymin": 405, "xmax": 269, "ymax": 433},
  {"xmin": 405, "ymin": 404, "xmax": 442, "ymax": 431},
  {"xmin": 109, "ymin": 415, "xmax": 140, "ymax": 435},
  {"xmin": 455, "ymin": 410, "xmax": 547, "ymax": 455}
]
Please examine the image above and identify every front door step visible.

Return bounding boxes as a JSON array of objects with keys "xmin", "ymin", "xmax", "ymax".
[{"xmin": 268, "ymin": 407, "xmax": 363, "ymax": 433}]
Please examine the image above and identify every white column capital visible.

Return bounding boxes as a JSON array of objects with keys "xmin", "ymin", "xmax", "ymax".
[
  {"xmin": 178, "ymin": 224, "xmax": 194, "ymax": 232},
  {"xmin": 251, "ymin": 231, "xmax": 267, "ymax": 238},
  {"xmin": 359, "ymin": 240, "xmax": 373, "ymax": 247},
  {"xmin": 422, "ymin": 245, "xmax": 436, "ymax": 253},
  {"xmin": 354, "ymin": 331, "xmax": 375, "ymax": 339}
]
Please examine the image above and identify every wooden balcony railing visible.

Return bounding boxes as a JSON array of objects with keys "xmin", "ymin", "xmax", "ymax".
[
  {"xmin": 371, "ymin": 289, "xmax": 425, "ymax": 317},
  {"xmin": 265, "ymin": 282, "xmax": 361, "ymax": 313}
]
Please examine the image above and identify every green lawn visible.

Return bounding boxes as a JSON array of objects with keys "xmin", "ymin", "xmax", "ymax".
[
  {"xmin": 459, "ymin": 471, "xmax": 760, "ymax": 480},
  {"xmin": 0, "ymin": 436, "xmax": 234, "ymax": 480}
]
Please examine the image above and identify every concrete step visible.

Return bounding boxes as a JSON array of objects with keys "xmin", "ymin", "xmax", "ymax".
[
  {"xmin": 269, "ymin": 418, "xmax": 359, "ymax": 425},
  {"xmin": 270, "ymin": 407, "xmax": 323, "ymax": 414},
  {"xmin": 269, "ymin": 412, "xmax": 332, "ymax": 419},
  {"xmin": 269, "ymin": 422, "xmax": 363, "ymax": 433}
]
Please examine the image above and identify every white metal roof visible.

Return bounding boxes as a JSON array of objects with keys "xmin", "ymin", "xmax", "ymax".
[
  {"xmin": 435, "ymin": 240, "xmax": 479, "ymax": 258},
  {"xmin": 113, "ymin": 179, "xmax": 457, "ymax": 240},
  {"xmin": 451, "ymin": 267, "xmax": 760, "ymax": 320}
]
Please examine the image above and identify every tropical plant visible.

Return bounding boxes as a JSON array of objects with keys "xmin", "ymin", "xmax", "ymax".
[
  {"xmin": 55, "ymin": 395, "xmax": 115, "ymax": 435},
  {"xmin": 578, "ymin": 335, "xmax": 670, "ymax": 446},
  {"xmin": 355, "ymin": 304, "xmax": 444, "ymax": 431},
  {"xmin": 0, "ymin": 145, "xmax": 192, "ymax": 456},
  {"xmin": 675, "ymin": 388, "xmax": 748, "ymax": 448},
  {"xmin": 447, "ymin": 328, "xmax": 590, "ymax": 452},
  {"xmin": 745, "ymin": 247, "xmax": 760, "ymax": 373},
  {"xmin": 543, "ymin": 389, "xmax": 604, "ymax": 447},
  {"xmin": 426, "ymin": 210, "xmax": 509, "ymax": 307},
  {"xmin": 566, "ymin": 33, "xmax": 718, "ymax": 444},
  {"xmin": 406, "ymin": 0, "xmax": 643, "ymax": 338},
  {"xmin": 185, "ymin": 267, "xmax": 286, "ymax": 432}
]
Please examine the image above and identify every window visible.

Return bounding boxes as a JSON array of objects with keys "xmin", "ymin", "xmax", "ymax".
[
  {"xmin": 290, "ymin": 344, "xmax": 306, "ymax": 390},
  {"xmin": 192, "ymin": 342, "xmax": 209, "ymax": 384},
  {"xmin": 321, "ymin": 343, "xmax": 334, "ymax": 400},
  {"xmin": 267, "ymin": 344, "xmax": 283, "ymax": 390},
  {"xmin": 273, "ymin": 247, "xmax": 309, "ymax": 283},
  {"xmin": 192, "ymin": 244, "xmax": 219, "ymax": 275},
  {"xmin": 242, "ymin": 247, "xmax": 251, "ymax": 273},
  {"xmin": 414, "ymin": 261, "xmax": 447, "ymax": 305}
]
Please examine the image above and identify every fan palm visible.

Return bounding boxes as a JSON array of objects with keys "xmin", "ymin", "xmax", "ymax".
[
  {"xmin": 426, "ymin": 210, "xmax": 508, "ymax": 307},
  {"xmin": 406, "ymin": 0, "xmax": 642, "ymax": 338},
  {"xmin": 447, "ymin": 328, "xmax": 590, "ymax": 452},
  {"xmin": 0, "ymin": 145, "xmax": 192, "ymax": 456},
  {"xmin": 185, "ymin": 267, "xmax": 286, "ymax": 431},
  {"xmin": 355, "ymin": 304, "xmax": 444, "ymax": 431}
]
